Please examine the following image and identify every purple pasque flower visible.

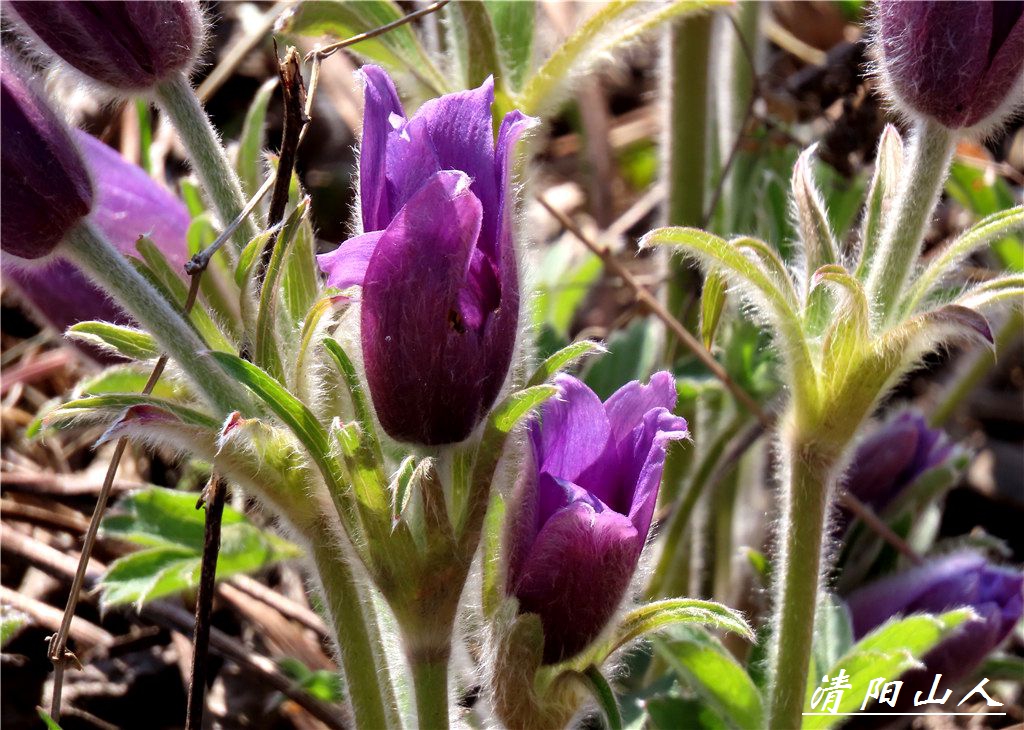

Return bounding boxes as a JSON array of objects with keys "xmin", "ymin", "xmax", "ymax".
[
  {"xmin": 317, "ymin": 66, "xmax": 536, "ymax": 446},
  {"xmin": 876, "ymin": 1, "xmax": 1024, "ymax": 130},
  {"xmin": 3, "ymin": 131, "xmax": 189, "ymax": 356},
  {"xmin": 504, "ymin": 373, "xmax": 688, "ymax": 664},
  {"xmin": 1, "ymin": 50, "xmax": 93, "ymax": 261},
  {"xmin": 9, "ymin": 1, "xmax": 201, "ymax": 93},
  {"xmin": 844, "ymin": 411, "xmax": 955, "ymax": 512},
  {"xmin": 847, "ymin": 552, "xmax": 1023, "ymax": 686}
]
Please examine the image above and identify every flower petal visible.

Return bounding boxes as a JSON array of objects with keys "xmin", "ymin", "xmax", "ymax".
[
  {"xmin": 603, "ymin": 370, "xmax": 678, "ymax": 443},
  {"xmin": 358, "ymin": 66, "xmax": 404, "ymax": 231},
  {"xmin": 489, "ymin": 109, "xmax": 538, "ymax": 260},
  {"xmin": 531, "ymin": 374, "xmax": 611, "ymax": 482},
  {"xmin": 317, "ymin": 231, "xmax": 383, "ymax": 290},
  {"xmin": 621, "ymin": 408, "xmax": 689, "ymax": 535}
]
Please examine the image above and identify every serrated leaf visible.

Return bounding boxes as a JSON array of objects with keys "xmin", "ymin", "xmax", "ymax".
[
  {"xmin": 237, "ymin": 77, "xmax": 277, "ymax": 198},
  {"xmin": 700, "ymin": 271, "xmax": 728, "ymax": 349},
  {"xmin": 526, "ymin": 339, "xmax": 605, "ymax": 387},
  {"xmin": 653, "ymin": 628, "xmax": 763, "ymax": 730},
  {"xmin": 612, "ymin": 599, "xmax": 754, "ymax": 657},
  {"xmin": 67, "ymin": 322, "xmax": 159, "ymax": 361}
]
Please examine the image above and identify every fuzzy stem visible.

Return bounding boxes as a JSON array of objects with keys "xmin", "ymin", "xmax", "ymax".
[
  {"xmin": 155, "ymin": 73, "xmax": 257, "ymax": 250},
  {"xmin": 865, "ymin": 117, "xmax": 955, "ymax": 326},
  {"xmin": 310, "ymin": 538, "xmax": 402, "ymax": 730},
  {"xmin": 664, "ymin": 15, "xmax": 712, "ymax": 351},
  {"xmin": 766, "ymin": 435, "xmax": 837, "ymax": 730},
  {"xmin": 62, "ymin": 222, "xmax": 246, "ymax": 416},
  {"xmin": 410, "ymin": 649, "xmax": 450, "ymax": 730}
]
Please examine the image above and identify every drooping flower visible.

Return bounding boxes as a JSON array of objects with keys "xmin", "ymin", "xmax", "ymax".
[
  {"xmin": 504, "ymin": 373, "xmax": 688, "ymax": 663},
  {"xmin": 876, "ymin": 1, "xmax": 1024, "ymax": 130},
  {"xmin": 9, "ymin": 0, "xmax": 201, "ymax": 92},
  {"xmin": 3, "ymin": 131, "xmax": 190, "ymax": 349},
  {"xmin": 317, "ymin": 66, "xmax": 536, "ymax": 445},
  {"xmin": 1, "ymin": 51, "xmax": 93, "ymax": 261},
  {"xmin": 843, "ymin": 411, "xmax": 956, "ymax": 512},
  {"xmin": 847, "ymin": 552, "xmax": 1023, "ymax": 685}
]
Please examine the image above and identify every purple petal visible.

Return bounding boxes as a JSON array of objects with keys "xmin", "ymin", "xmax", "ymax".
[
  {"xmin": 317, "ymin": 231, "xmax": 383, "ymax": 290},
  {"xmin": 489, "ymin": 109, "xmax": 538, "ymax": 260},
  {"xmin": 530, "ymin": 374, "xmax": 611, "ymax": 482},
  {"xmin": 603, "ymin": 370, "xmax": 678, "ymax": 443},
  {"xmin": 358, "ymin": 66, "xmax": 404, "ymax": 232},
  {"xmin": 361, "ymin": 170, "xmax": 489, "ymax": 444},
  {"xmin": 845, "ymin": 415, "xmax": 921, "ymax": 507},
  {"xmin": 510, "ymin": 496, "xmax": 641, "ymax": 663},
  {"xmin": 622, "ymin": 408, "xmax": 689, "ymax": 535}
]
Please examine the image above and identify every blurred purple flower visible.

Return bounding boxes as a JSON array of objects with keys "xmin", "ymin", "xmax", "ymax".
[
  {"xmin": 877, "ymin": 1, "xmax": 1024, "ymax": 129},
  {"xmin": 504, "ymin": 373, "xmax": 688, "ymax": 663},
  {"xmin": 9, "ymin": 0, "xmax": 201, "ymax": 92},
  {"xmin": 848, "ymin": 552, "xmax": 1023, "ymax": 685},
  {"xmin": 844, "ymin": 411, "xmax": 955, "ymax": 512},
  {"xmin": 317, "ymin": 66, "xmax": 536, "ymax": 445},
  {"xmin": 1, "ymin": 50, "xmax": 93, "ymax": 261},
  {"xmin": 3, "ymin": 131, "xmax": 189, "ymax": 352}
]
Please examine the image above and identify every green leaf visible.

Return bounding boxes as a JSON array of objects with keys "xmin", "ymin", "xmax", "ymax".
[
  {"xmin": 526, "ymin": 339, "xmax": 605, "ymax": 387},
  {"xmin": 792, "ymin": 146, "xmax": 838, "ymax": 272},
  {"xmin": 281, "ymin": 213, "xmax": 320, "ymax": 335},
  {"xmin": 67, "ymin": 322, "xmax": 159, "ymax": 361},
  {"xmin": 481, "ymin": 492, "xmax": 506, "ymax": 618},
  {"xmin": 99, "ymin": 486, "xmax": 300, "ymax": 608},
  {"xmin": 321, "ymin": 337, "xmax": 384, "ymax": 461},
  {"xmin": 532, "ymin": 239, "xmax": 602, "ymax": 336},
  {"xmin": 484, "ymin": 0, "xmax": 535, "ymax": 89},
  {"xmin": 645, "ymin": 694, "xmax": 727, "ymax": 730},
  {"xmin": 700, "ymin": 271, "xmax": 728, "ymax": 350},
  {"xmin": 76, "ymin": 366, "xmax": 181, "ymax": 400},
  {"xmin": 812, "ymin": 594, "xmax": 854, "ymax": 678},
  {"xmin": 235, "ymin": 228, "xmax": 275, "ymax": 289},
  {"xmin": 279, "ymin": 0, "xmax": 447, "ymax": 96},
  {"xmin": 453, "ymin": 1, "xmax": 505, "ymax": 90},
  {"xmin": 38, "ymin": 709, "xmax": 64, "ymax": 730},
  {"xmin": 612, "ymin": 599, "xmax": 753, "ymax": 657},
  {"xmin": 294, "ymin": 295, "xmax": 348, "ymax": 403},
  {"xmin": 580, "ymin": 665, "xmax": 623, "ymax": 730},
  {"xmin": 237, "ymin": 77, "xmax": 277, "ymax": 198},
  {"xmin": 946, "ymin": 161, "xmax": 1023, "ymax": 271},
  {"xmin": 46, "ymin": 394, "xmax": 220, "ymax": 431},
  {"xmin": 855, "ymin": 125, "xmax": 903, "ymax": 279},
  {"xmin": 654, "ymin": 628, "xmax": 763, "ymax": 730},
  {"xmin": 279, "ymin": 657, "xmax": 346, "ymax": 703},
  {"xmin": 490, "ymin": 384, "xmax": 559, "ymax": 435},
  {"xmin": 0, "ymin": 608, "xmax": 27, "ymax": 647}
]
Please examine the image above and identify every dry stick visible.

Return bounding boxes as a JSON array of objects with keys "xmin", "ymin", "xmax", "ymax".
[
  {"xmin": 536, "ymin": 194, "xmax": 772, "ymax": 427},
  {"xmin": 305, "ymin": 0, "xmax": 451, "ymax": 62},
  {"xmin": 837, "ymin": 492, "xmax": 923, "ymax": 565},
  {"xmin": 184, "ymin": 475, "xmax": 227, "ymax": 730}
]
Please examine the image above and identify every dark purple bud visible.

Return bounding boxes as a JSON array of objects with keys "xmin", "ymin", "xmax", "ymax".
[
  {"xmin": 844, "ymin": 411, "xmax": 955, "ymax": 511},
  {"xmin": 503, "ymin": 373, "xmax": 688, "ymax": 663},
  {"xmin": 317, "ymin": 67, "xmax": 537, "ymax": 445},
  {"xmin": 3, "ymin": 131, "xmax": 189, "ymax": 358},
  {"xmin": 9, "ymin": 0, "xmax": 201, "ymax": 92},
  {"xmin": 876, "ymin": 1, "xmax": 1024, "ymax": 130},
  {"xmin": 1, "ymin": 51, "xmax": 93, "ymax": 260},
  {"xmin": 847, "ymin": 552, "xmax": 1023, "ymax": 686}
]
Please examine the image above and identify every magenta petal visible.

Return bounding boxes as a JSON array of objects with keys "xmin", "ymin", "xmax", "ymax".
[
  {"xmin": 358, "ymin": 66, "xmax": 405, "ymax": 231},
  {"xmin": 512, "ymin": 498, "xmax": 640, "ymax": 663},
  {"xmin": 622, "ymin": 409, "xmax": 689, "ymax": 534},
  {"xmin": 317, "ymin": 231, "xmax": 383, "ymax": 290},
  {"xmin": 603, "ymin": 370, "xmax": 678, "ymax": 442},
  {"xmin": 531, "ymin": 374, "xmax": 611, "ymax": 482},
  {"xmin": 361, "ymin": 170, "xmax": 490, "ymax": 444},
  {"xmin": 490, "ymin": 109, "xmax": 538, "ymax": 259}
]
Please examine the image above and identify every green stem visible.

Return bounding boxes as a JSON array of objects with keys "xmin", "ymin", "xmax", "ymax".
[
  {"xmin": 155, "ymin": 73, "xmax": 257, "ymax": 250},
  {"xmin": 930, "ymin": 308, "xmax": 1024, "ymax": 427},
  {"xmin": 766, "ymin": 436, "xmax": 836, "ymax": 730},
  {"xmin": 310, "ymin": 538, "xmax": 401, "ymax": 730},
  {"xmin": 62, "ymin": 222, "xmax": 246, "ymax": 416},
  {"xmin": 410, "ymin": 651, "xmax": 450, "ymax": 730},
  {"xmin": 865, "ymin": 117, "xmax": 955, "ymax": 326},
  {"xmin": 664, "ymin": 14, "xmax": 712, "ymax": 356}
]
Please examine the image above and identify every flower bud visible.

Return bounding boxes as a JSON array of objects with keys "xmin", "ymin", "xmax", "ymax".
[
  {"xmin": 847, "ymin": 552, "xmax": 1023, "ymax": 686},
  {"xmin": 9, "ymin": 1, "xmax": 201, "ymax": 92},
  {"xmin": 3, "ymin": 131, "xmax": 189, "ymax": 354},
  {"xmin": 844, "ymin": 411, "xmax": 955, "ymax": 512},
  {"xmin": 503, "ymin": 373, "xmax": 688, "ymax": 663},
  {"xmin": 317, "ymin": 67, "xmax": 537, "ymax": 445},
  {"xmin": 1, "ymin": 51, "xmax": 93, "ymax": 260},
  {"xmin": 876, "ymin": 1, "xmax": 1024, "ymax": 130}
]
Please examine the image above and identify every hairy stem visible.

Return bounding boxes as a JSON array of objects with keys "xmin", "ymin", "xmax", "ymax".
[
  {"xmin": 310, "ymin": 537, "xmax": 402, "ymax": 730},
  {"xmin": 410, "ymin": 649, "xmax": 450, "ymax": 730},
  {"xmin": 155, "ymin": 73, "xmax": 257, "ymax": 251},
  {"xmin": 63, "ymin": 222, "xmax": 246, "ymax": 415},
  {"xmin": 766, "ymin": 435, "xmax": 837, "ymax": 730},
  {"xmin": 865, "ymin": 117, "xmax": 955, "ymax": 326}
]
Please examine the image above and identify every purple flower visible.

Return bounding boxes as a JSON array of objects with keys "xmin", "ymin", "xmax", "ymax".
[
  {"xmin": 3, "ymin": 131, "xmax": 189, "ymax": 355},
  {"xmin": 844, "ymin": 411, "xmax": 955, "ymax": 512},
  {"xmin": 1, "ymin": 51, "xmax": 93, "ymax": 261},
  {"xmin": 9, "ymin": 1, "xmax": 201, "ymax": 92},
  {"xmin": 504, "ymin": 373, "xmax": 688, "ymax": 663},
  {"xmin": 847, "ymin": 552, "xmax": 1023, "ymax": 685},
  {"xmin": 317, "ymin": 67, "xmax": 536, "ymax": 445},
  {"xmin": 877, "ymin": 1, "xmax": 1024, "ymax": 130}
]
